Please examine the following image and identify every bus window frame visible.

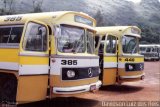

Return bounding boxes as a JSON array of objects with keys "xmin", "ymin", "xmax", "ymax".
[
  {"xmin": 21, "ymin": 20, "xmax": 49, "ymax": 53},
  {"xmin": 121, "ymin": 35, "xmax": 139, "ymax": 55},
  {"xmin": 55, "ymin": 24, "xmax": 96, "ymax": 54},
  {"xmin": 104, "ymin": 34, "xmax": 117, "ymax": 56},
  {"xmin": 0, "ymin": 24, "xmax": 24, "ymax": 49}
]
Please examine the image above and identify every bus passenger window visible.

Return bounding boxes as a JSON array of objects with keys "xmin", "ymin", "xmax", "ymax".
[
  {"xmin": 95, "ymin": 35, "xmax": 100, "ymax": 49},
  {"xmin": 0, "ymin": 26, "xmax": 23, "ymax": 45},
  {"xmin": 106, "ymin": 35, "xmax": 116, "ymax": 54},
  {"xmin": 23, "ymin": 22, "xmax": 47, "ymax": 52},
  {"xmin": 98, "ymin": 36, "xmax": 105, "ymax": 54},
  {"xmin": 0, "ymin": 28, "xmax": 11, "ymax": 43},
  {"xmin": 146, "ymin": 48, "xmax": 151, "ymax": 52},
  {"xmin": 8, "ymin": 27, "xmax": 23, "ymax": 43}
]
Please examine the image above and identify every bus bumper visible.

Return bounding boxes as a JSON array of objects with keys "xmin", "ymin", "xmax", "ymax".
[
  {"xmin": 52, "ymin": 81, "xmax": 102, "ymax": 94},
  {"xmin": 120, "ymin": 73, "xmax": 145, "ymax": 80},
  {"xmin": 145, "ymin": 57, "xmax": 159, "ymax": 60}
]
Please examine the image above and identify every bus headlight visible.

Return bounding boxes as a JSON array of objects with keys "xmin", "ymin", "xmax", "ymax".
[
  {"xmin": 67, "ymin": 70, "xmax": 75, "ymax": 78},
  {"xmin": 128, "ymin": 65, "xmax": 134, "ymax": 70}
]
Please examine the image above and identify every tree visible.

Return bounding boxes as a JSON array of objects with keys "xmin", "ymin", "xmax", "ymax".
[
  {"xmin": 0, "ymin": 0, "xmax": 15, "ymax": 15},
  {"xmin": 94, "ymin": 10, "xmax": 105, "ymax": 26},
  {"xmin": 32, "ymin": 0, "xmax": 44, "ymax": 13}
]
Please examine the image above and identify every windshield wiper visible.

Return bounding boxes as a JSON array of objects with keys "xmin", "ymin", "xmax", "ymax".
[{"xmin": 131, "ymin": 44, "xmax": 137, "ymax": 54}]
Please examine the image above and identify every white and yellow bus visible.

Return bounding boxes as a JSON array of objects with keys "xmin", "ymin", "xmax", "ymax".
[
  {"xmin": 139, "ymin": 44, "xmax": 160, "ymax": 61},
  {"xmin": 95, "ymin": 26, "xmax": 145, "ymax": 86},
  {"xmin": 0, "ymin": 11, "xmax": 101, "ymax": 104}
]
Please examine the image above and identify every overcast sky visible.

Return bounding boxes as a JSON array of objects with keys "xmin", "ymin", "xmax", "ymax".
[
  {"xmin": 127, "ymin": 0, "xmax": 160, "ymax": 3},
  {"xmin": 126, "ymin": 0, "xmax": 141, "ymax": 3}
]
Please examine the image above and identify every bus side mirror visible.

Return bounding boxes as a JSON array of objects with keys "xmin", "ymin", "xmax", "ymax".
[{"xmin": 38, "ymin": 27, "xmax": 46, "ymax": 36}]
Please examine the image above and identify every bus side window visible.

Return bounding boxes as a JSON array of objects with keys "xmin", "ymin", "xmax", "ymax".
[
  {"xmin": 106, "ymin": 35, "xmax": 116, "ymax": 54},
  {"xmin": 0, "ymin": 25, "xmax": 23, "ymax": 45},
  {"xmin": 8, "ymin": 27, "xmax": 23, "ymax": 43},
  {"xmin": 98, "ymin": 36, "xmax": 105, "ymax": 54},
  {"xmin": 23, "ymin": 22, "xmax": 47, "ymax": 52},
  {"xmin": 0, "ymin": 27, "xmax": 11, "ymax": 43},
  {"xmin": 95, "ymin": 35, "xmax": 100, "ymax": 49}
]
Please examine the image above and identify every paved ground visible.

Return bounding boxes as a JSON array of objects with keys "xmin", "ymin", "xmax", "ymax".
[{"xmin": 2, "ymin": 61, "xmax": 160, "ymax": 107}]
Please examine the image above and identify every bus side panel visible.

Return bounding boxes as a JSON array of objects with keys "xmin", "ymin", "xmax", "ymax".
[
  {"xmin": 0, "ymin": 48, "xmax": 19, "ymax": 70},
  {"xmin": 16, "ymin": 75, "xmax": 48, "ymax": 103},
  {"xmin": 102, "ymin": 68, "xmax": 117, "ymax": 85},
  {"xmin": 17, "ymin": 55, "xmax": 49, "ymax": 103},
  {"xmin": 102, "ymin": 56, "xmax": 117, "ymax": 85},
  {"xmin": 0, "ymin": 48, "xmax": 19, "ymax": 102}
]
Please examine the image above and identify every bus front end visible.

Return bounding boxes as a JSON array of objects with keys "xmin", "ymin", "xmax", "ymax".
[
  {"xmin": 50, "ymin": 24, "xmax": 101, "ymax": 96},
  {"xmin": 118, "ymin": 34, "xmax": 145, "ymax": 83}
]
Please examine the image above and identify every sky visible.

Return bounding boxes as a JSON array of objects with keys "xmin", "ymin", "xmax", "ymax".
[
  {"xmin": 126, "ymin": 0, "xmax": 141, "ymax": 3},
  {"xmin": 127, "ymin": 0, "xmax": 160, "ymax": 3}
]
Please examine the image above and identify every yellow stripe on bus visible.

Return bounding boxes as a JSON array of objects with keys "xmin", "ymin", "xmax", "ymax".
[
  {"xmin": 0, "ymin": 49, "xmax": 19, "ymax": 62},
  {"xmin": 104, "ymin": 56, "xmax": 117, "ymax": 62},
  {"xmin": 19, "ymin": 56, "xmax": 49, "ymax": 65},
  {"xmin": 118, "ymin": 57, "xmax": 144, "ymax": 63}
]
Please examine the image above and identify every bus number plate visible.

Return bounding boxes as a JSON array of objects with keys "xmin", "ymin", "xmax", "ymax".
[
  {"xmin": 125, "ymin": 58, "xmax": 135, "ymax": 62},
  {"xmin": 90, "ymin": 85, "xmax": 96, "ymax": 91},
  {"xmin": 61, "ymin": 60, "xmax": 77, "ymax": 65}
]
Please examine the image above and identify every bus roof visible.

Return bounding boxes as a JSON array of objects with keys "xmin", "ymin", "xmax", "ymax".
[
  {"xmin": 0, "ymin": 11, "xmax": 96, "ymax": 28},
  {"xmin": 96, "ymin": 26, "xmax": 141, "ymax": 38}
]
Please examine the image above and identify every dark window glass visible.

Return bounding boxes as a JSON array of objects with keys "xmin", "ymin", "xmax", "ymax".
[
  {"xmin": 0, "ymin": 26, "xmax": 23, "ymax": 45},
  {"xmin": 8, "ymin": 27, "xmax": 23, "ymax": 43},
  {"xmin": 95, "ymin": 35, "xmax": 100, "ymax": 49},
  {"xmin": 23, "ymin": 22, "xmax": 47, "ymax": 52},
  {"xmin": 146, "ymin": 47, "xmax": 151, "ymax": 52},
  {"xmin": 98, "ymin": 36, "xmax": 105, "ymax": 54},
  {"xmin": 140, "ymin": 47, "xmax": 146, "ymax": 52},
  {"xmin": 0, "ymin": 27, "xmax": 11, "ymax": 43},
  {"xmin": 122, "ymin": 35, "xmax": 138, "ymax": 54},
  {"xmin": 106, "ymin": 35, "xmax": 116, "ymax": 54}
]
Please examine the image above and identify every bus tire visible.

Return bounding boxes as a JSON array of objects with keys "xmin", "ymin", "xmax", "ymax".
[{"xmin": 0, "ymin": 74, "xmax": 17, "ymax": 103}]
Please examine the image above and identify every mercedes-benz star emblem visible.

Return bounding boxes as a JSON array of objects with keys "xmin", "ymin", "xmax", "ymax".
[
  {"xmin": 88, "ymin": 68, "xmax": 93, "ymax": 77},
  {"xmin": 140, "ymin": 64, "xmax": 143, "ymax": 70}
]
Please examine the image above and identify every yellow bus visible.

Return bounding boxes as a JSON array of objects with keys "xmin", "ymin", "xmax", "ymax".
[
  {"xmin": 95, "ymin": 26, "xmax": 145, "ymax": 86},
  {"xmin": 0, "ymin": 11, "xmax": 101, "ymax": 104}
]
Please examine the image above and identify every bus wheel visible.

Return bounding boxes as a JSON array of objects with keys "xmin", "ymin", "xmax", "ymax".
[
  {"xmin": 117, "ymin": 81, "xmax": 122, "ymax": 85},
  {"xmin": 116, "ymin": 76, "xmax": 122, "ymax": 85},
  {"xmin": 1, "ymin": 76, "xmax": 17, "ymax": 103}
]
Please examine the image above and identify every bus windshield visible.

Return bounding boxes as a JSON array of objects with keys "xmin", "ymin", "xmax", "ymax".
[
  {"xmin": 87, "ymin": 30, "xmax": 94, "ymax": 54},
  {"xmin": 122, "ymin": 35, "xmax": 138, "ymax": 54},
  {"xmin": 57, "ymin": 25, "xmax": 85, "ymax": 53}
]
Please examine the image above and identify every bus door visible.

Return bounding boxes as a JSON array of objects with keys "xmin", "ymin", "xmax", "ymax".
[
  {"xmin": 17, "ymin": 20, "xmax": 49, "ymax": 102},
  {"xmin": 97, "ymin": 35, "xmax": 105, "ymax": 80},
  {"xmin": 102, "ymin": 34, "xmax": 118, "ymax": 85}
]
